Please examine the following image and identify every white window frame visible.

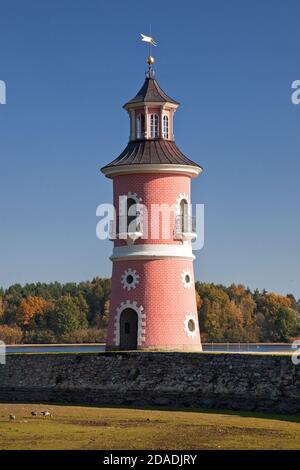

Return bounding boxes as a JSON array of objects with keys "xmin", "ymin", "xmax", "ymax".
[
  {"xmin": 162, "ymin": 115, "xmax": 169, "ymax": 139},
  {"xmin": 150, "ymin": 113, "xmax": 159, "ymax": 138}
]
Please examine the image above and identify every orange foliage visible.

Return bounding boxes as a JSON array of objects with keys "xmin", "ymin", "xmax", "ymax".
[
  {"xmin": 17, "ymin": 296, "xmax": 54, "ymax": 326},
  {"xmin": 263, "ymin": 292, "xmax": 292, "ymax": 313},
  {"xmin": 0, "ymin": 297, "xmax": 4, "ymax": 318},
  {"xmin": 230, "ymin": 301, "xmax": 244, "ymax": 327},
  {"xmin": 195, "ymin": 291, "xmax": 202, "ymax": 311}
]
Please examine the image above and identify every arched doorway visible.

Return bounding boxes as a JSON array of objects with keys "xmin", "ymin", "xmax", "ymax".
[{"xmin": 120, "ymin": 308, "xmax": 138, "ymax": 350}]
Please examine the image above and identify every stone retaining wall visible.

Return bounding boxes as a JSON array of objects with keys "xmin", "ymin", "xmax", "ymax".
[{"xmin": 0, "ymin": 352, "xmax": 299, "ymax": 414}]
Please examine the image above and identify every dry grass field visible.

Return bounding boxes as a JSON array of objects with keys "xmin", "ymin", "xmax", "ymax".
[{"xmin": 0, "ymin": 404, "xmax": 300, "ymax": 450}]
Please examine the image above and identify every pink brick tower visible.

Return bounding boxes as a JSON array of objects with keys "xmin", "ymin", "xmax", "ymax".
[{"xmin": 101, "ymin": 56, "xmax": 203, "ymax": 351}]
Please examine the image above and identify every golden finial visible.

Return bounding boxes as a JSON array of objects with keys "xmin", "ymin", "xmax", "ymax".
[{"xmin": 147, "ymin": 56, "xmax": 155, "ymax": 65}]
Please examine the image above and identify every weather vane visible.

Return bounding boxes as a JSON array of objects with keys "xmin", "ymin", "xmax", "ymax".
[{"xmin": 140, "ymin": 32, "xmax": 157, "ymax": 76}]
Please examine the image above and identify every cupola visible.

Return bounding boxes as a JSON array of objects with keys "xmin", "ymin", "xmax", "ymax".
[{"xmin": 101, "ymin": 55, "xmax": 202, "ymax": 178}]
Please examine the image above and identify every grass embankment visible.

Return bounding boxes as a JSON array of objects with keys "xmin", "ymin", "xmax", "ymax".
[{"xmin": 0, "ymin": 404, "xmax": 300, "ymax": 450}]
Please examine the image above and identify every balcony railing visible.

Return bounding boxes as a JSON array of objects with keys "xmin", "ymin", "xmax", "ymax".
[
  {"xmin": 109, "ymin": 214, "xmax": 142, "ymax": 242},
  {"xmin": 174, "ymin": 215, "xmax": 197, "ymax": 240},
  {"xmin": 109, "ymin": 214, "xmax": 196, "ymax": 242}
]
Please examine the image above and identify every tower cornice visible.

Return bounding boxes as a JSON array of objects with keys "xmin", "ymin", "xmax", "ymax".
[
  {"xmin": 124, "ymin": 101, "xmax": 178, "ymax": 111},
  {"xmin": 101, "ymin": 163, "xmax": 202, "ymax": 179}
]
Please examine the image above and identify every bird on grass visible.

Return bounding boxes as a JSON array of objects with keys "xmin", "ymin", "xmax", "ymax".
[
  {"xmin": 31, "ymin": 411, "xmax": 38, "ymax": 416},
  {"xmin": 9, "ymin": 415, "xmax": 16, "ymax": 421},
  {"xmin": 41, "ymin": 411, "xmax": 51, "ymax": 417}
]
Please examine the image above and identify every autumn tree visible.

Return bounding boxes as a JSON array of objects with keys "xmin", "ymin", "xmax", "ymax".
[
  {"xmin": 0, "ymin": 325, "xmax": 23, "ymax": 344},
  {"xmin": 17, "ymin": 296, "xmax": 54, "ymax": 326},
  {"xmin": 1, "ymin": 279, "xmax": 299, "ymax": 344},
  {"xmin": 196, "ymin": 283, "xmax": 233, "ymax": 341},
  {"xmin": 195, "ymin": 290, "xmax": 202, "ymax": 311},
  {"xmin": 0, "ymin": 296, "xmax": 4, "ymax": 321},
  {"xmin": 226, "ymin": 284, "xmax": 258, "ymax": 341}
]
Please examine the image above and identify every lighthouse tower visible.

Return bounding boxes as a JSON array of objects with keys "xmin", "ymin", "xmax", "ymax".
[{"xmin": 101, "ymin": 55, "xmax": 203, "ymax": 351}]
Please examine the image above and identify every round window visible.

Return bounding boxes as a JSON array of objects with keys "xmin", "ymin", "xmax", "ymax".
[
  {"xmin": 188, "ymin": 319, "xmax": 195, "ymax": 332},
  {"xmin": 185, "ymin": 274, "xmax": 191, "ymax": 284},
  {"xmin": 126, "ymin": 275, "xmax": 134, "ymax": 284}
]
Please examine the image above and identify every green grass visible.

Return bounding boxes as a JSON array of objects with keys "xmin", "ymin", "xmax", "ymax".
[{"xmin": 1, "ymin": 404, "xmax": 300, "ymax": 450}]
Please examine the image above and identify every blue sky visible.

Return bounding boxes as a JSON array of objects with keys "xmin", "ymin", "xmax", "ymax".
[{"xmin": 0, "ymin": 0, "xmax": 299, "ymax": 297}]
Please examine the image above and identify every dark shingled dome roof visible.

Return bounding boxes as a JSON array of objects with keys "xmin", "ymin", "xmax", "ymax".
[
  {"xmin": 124, "ymin": 77, "xmax": 179, "ymax": 107},
  {"xmin": 101, "ymin": 139, "xmax": 202, "ymax": 170}
]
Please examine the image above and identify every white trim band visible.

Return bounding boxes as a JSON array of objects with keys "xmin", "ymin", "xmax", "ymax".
[
  {"xmin": 111, "ymin": 244, "xmax": 195, "ymax": 261},
  {"xmin": 102, "ymin": 163, "xmax": 203, "ymax": 179}
]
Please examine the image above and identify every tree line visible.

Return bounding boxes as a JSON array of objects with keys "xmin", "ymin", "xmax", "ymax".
[{"xmin": 0, "ymin": 279, "xmax": 299, "ymax": 344}]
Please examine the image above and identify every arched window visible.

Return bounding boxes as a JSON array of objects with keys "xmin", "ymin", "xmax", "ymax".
[
  {"xmin": 127, "ymin": 197, "xmax": 140, "ymax": 232},
  {"xmin": 180, "ymin": 198, "xmax": 189, "ymax": 232},
  {"xmin": 163, "ymin": 115, "xmax": 169, "ymax": 139},
  {"xmin": 150, "ymin": 113, "xmax": 159, "ymax": 138},
  {"xmin": 136, "ymin": 114, "xmax": 145, "ymax": 139},
  {"xmin": 180, "ymin": 198, "xmax": 189, "ymax": 216}
]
